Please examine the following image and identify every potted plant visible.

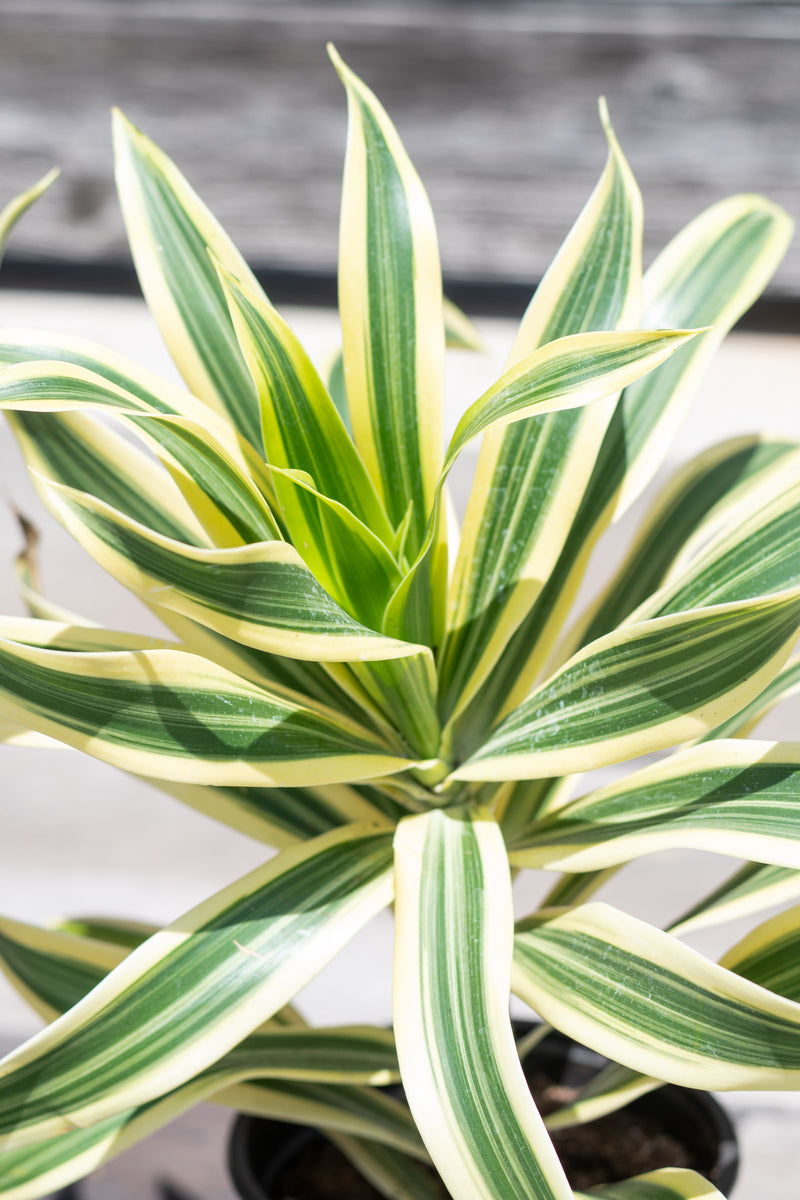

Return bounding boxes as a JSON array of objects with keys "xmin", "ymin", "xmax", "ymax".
[{"xmin": 0, "ymin": 46, "xmax": 799, "ymax": 1200}]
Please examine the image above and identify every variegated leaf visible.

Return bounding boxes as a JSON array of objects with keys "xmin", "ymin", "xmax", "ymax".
[
  {"xmin": 37, "ymin": 476, "xmax": 426, "ymax": 667},
  {"xmin": 394, "ymin": 807, "xmax": 572, "ymax": 1200},
  {"xmin": 453, "ymin": 589, "xmax": 800, "ymax": 782},
  {"xmin": 449, "ymin": 195, "xmax": 792, "ymax": 755},
  {"xmin": 0, "ymin": 1060, "xmax": 417, "ymax": 1200},
  {"xmin": 720, "ymin": 902, "xmax": 800, "ymax": 1002},
  {"xmin": 386, "ymin": 328, "xmax": 697, "ymax": 649},
  {"xmin": 0, "ymin": 825, "xmax": 394, "ymax": 1149},
  {"xmin": 0, "ymin": 358, "xmax": 281, "ymax": 546},
  {"xmin": 698, "ymin": 649, "xmax": 800, "ymax": 743},
  {"xmin": 0, "ymin": 917, "xmax": 126, "ymax": 1025},
  {"xmin": 439, "ymin": 102, "xmax": 642, "ymax": 721},
  {"xmin": 0, "ymin": 634, "xmax": 414, "ymax": 786},
  {"xmin": 9, "ymin": 410, "xmax": 206, "ymax": 546},
  {"xmin": 510, "ymin": 741, "xmax": 800, "ymax": 872},
  {"xmin": 113, "ymin": 110, "xmax": 264, "ymax": 446},
  {"xmin": 578, "ymin": 1168, "xmax": 727, "ymax": 1200},
  {"xmin": 669, "ymin": 861, "xmax": 800, "ymax": 938},
  {"xmin": 543, "ymin": 1061, "xmax": 660, "ymax": 1133},
  {"xmin": 0, "ymin": 331, "xmax": 272, "ymax": 492},
  {"xmin": 565, "ymin": 436, "xmax": 800, "ymax": 658},
  {"xmin": 220, "ymin": 265, "xmax": 392, "ymax": 542},
  {"xmin": 630, "ymin": 469, "xmax": 800, "ymax": 621},
  {"xmin": 0, "ymin": 171, "xmax": 59, "ymax": 263},
  {"xmin": 263, "ymin": 465, "xmax": 403, "ymax": 632},
  {"xmin": 331, "ymin": 46, "xmax": 444, "ymax": 561},
  {"xmin": 319, "ymin": 295, "xmax": 483, "ymax": 440},
  {"xmin": 155, "ymin": 776, "xmax": 396, "ymax": 850},
  {"xmin": 513, "ymin": 902, "xmax": 800, "ymax": 1089}
]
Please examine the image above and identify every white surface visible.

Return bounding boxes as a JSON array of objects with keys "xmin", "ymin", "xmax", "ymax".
[{"xmin": 0, "ymin": 292, "xmax": 798, "ymax": 1196}]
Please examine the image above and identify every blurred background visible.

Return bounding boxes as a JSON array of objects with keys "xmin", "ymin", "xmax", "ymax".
[
  {"xmin": 0, "ymin": 4, "xmax": 799, "ymax": 1197},
  {"xmin": 1, "ymin": 0, "xmax": 800, "ymax": 319}
]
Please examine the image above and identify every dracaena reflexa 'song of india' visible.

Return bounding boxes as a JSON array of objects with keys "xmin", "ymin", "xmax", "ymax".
[{"xmin": 0, "ymin": 47, "xmax": 797, "ymax": 1200}]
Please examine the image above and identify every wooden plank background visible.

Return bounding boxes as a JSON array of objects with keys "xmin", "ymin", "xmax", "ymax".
[{"xmin": 1, "ymin": 1, "xmax": 799, "ymax": 296}]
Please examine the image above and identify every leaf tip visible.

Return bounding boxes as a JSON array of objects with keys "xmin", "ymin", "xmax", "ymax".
[{"xmin": 327, "ymin": 43, "xmax": 346, "ymax": 78}]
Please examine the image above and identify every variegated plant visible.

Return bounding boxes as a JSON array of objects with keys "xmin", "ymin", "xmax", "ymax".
[{"xmin": 0, "ymin": 47, "xmax": 799, "ymax": 1200}]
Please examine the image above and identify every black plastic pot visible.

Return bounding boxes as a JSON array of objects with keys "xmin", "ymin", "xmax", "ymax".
[{"xmin": 228, "ymin": 1026, "xmax": 739, "ymax": 1199}]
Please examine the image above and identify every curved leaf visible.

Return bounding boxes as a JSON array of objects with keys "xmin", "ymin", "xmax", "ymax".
[
  {"xmin": 394, "ymin": 808, "xmax": 572, "ymax": 1200},
  {"xmin": 669, "ymin": 861, "xmax": 800, "ymax": 938},
  {"xmin": 566, "ymin": 437, "xmax": 800, "ymax": 658},
  {"xmin": 454, "ymin": 589, "xmax": 800, "ymax": 782},
  {"xmin": 510, "ymin": 741, "xmax": 800, "ymax": 873},
  {"xmin": 0, "ymin": 171, "xmax": 59, "ymax": 264},
  {"xmin": 220, "ymin": 265, "xmax": 392, "ymax": 542},
  {"xmin": 386, "ymin": 328, "xmax": 697, "ymax": 648},
  {"xmin": 0, "ymin": 635, "xmax": 413, "ymax": 786},
  {"xmin": 331, "ymin": 45, "xmax": 444, "ymax": 560},
  {"xmin": 439, "ymin": 103, "xmax": 642, "ymax": 728},
  {"xmin": 449, "ymin": 195, "xmax": 792, "ymax": 755},
  {"xmin": 113, "ymin": 110, "xmax": 263, "ymax": 446},
  {"xmin": 38, "ymin": 476, "xmax": 424, "ymax": 666},
  {"xmin": 0, "ymin": 825, "xmax": 394, "ymax": 1149},
  {"xmin": 513, "ymin": 903, "xmax": 800, "ymax": 1089}
]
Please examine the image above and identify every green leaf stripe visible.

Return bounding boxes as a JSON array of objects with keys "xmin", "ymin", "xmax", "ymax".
[
  {"xmin": 510, "ymin": 741, "xmax": 800, "ymax": 872},
  {"xmin": 454, "ymin": 590, "xmax": 800, "ymax": 781},
  {"xmin": 221, "ymin": 267, "xmax": 392, "ymax": 542},
  {"xmin": 137, "ymin": 414, "xmax": 280, "ymax": 545},
  {"xmin": 264, "ymin": 465, "xmax": 402, "ymax": 633},
  {"xmin": 699, "ymin": 649, "xmax": 800, "ymax": 742},
  {"xmin": 445, "ymin": 332, "xmax": 693, "ymax": 479},
  {"xmin": 669, "ymin": 861, "xmax": 800, "ymax": 938},
  {"xmin": 0, "ymin": 1052, "xmax": 414, "ymax": 1200},
  {"xmin": 510, "ymin": 99, "xmax": 642, "ymax": 358},
  {"xmin": 0, "ymin": 825, "xmax": 394, "ymax": 1148},
  {"xmin": 440, "ymin": 107, "xmax": 642, "ymax": 727},
  {"xmin": 636, "ymin": 475, "xmax": 800, "ymax": 620},
  {"xmin": 220, "ymin": 1078, "xmax": 424, "ymax": 1156},
  {"xmin": 8, "ymin": 411, "xmax": 205, "ymax": 545},
  {"xmin": 543, "ymin": 1061, "xmax": 660, "ymax": 1132},
  {"xmin": 53, "ymin": 917, "xmax": 155, "ymax": 952},
  {"xmin": 0, "ymin": 636, "xmax": 412, "ymax": 786},
  {"xmin": 394, "ymin": 808, "xmax": 572, "ymax": 1200},
  {"xmin": 0, "ymin": 616, "xmax": 167, "ymax": 655},
  {"xmin": 0, "ymin": 330, "xmax": 282, "ymax": 519},
  {"xmin": 580, "ymin": 1168, "xmax": 727, "ymax": 1200},
  {"xmin": 113, "ymin": 110, "xmax": 263, "ymax": 447},
  {"xmin": 513, "ymin": 903, "xmax": 800, "ymax": 1088},
  {"xmin": 43, "ymin": 481, "xmax": 423, "ymax": 666},
  {"xmin": 0, "ymin": 917, "xmax": 401, "ymax": 1082},
  {"xmin": 156, "ymin": 776, "xmax": 395, "ymax": 850},
  {"xmin": 154, "ymin": 608, "xmax": 399, "ymax": 733},
  {"xmin": 0, "ymin": 359, "xmax": 284, "ymax": 546},
  {"xmin": 446, "ymin": 195, "xmax": 792, "ymax": 755},
  {"xmin": 345, "ymin": 654, "xmax": 441, "ymax": 762},
  {"xmin": 574, "ymin": 436, "xmax": 800, "ymax": 653},
  {"xmin": 387, "ymin": 329, "xmax": 696, "ymax": 649},
  {"xmin": 332, "ymin": 47, "xmax": 444, "ymax": 557},
  {"xmin": 0, "ymin": 918, "xmax": 125, "ymax": 1024},
  {"xmin": 439, "ymin": 408, "xmax": 615, "ymax": 724},
  {"xmin": 603, "ymin": 195, "xmax": 794, "ymax": 522},
  {"xmin": 721, "ymin": 904, "xmax": 800, "ymax": 1002}
]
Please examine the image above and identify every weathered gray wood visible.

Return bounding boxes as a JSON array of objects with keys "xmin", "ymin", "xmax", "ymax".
[{"xmin": 1, "ymin": 1, "xmax": 799, "ymax": 293}]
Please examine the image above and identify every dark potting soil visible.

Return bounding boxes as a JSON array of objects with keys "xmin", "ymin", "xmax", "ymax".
[{"xmin": 271, "ymin": 1071, "xmax": 702, "ymax": 1199}]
